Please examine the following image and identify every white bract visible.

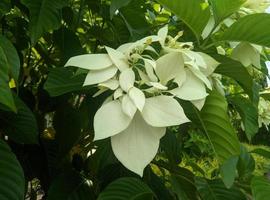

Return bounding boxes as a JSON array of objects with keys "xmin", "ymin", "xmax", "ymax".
[
  {"xmin": 65, "ymin": 26, "xmax": 219, "ymax": 176},
  {"xmin": 258, "ymin": 97, "xmax": 270, "ymax": 129}
]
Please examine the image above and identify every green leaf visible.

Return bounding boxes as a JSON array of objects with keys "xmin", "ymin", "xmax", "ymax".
[
  {"xmin": 0, "ymin": 0, "xmax": 11, "ymax": 18},
  {"xmin": 170, "ymin": 167, "xmax": 198, "ymax": 200},
  {"xmin": 120, "ymin": 1, "xmax": 150, "ymax": 40},
  {"xmin": 0, "ymin": 35, "xmax": 20, "ymax": 82},
  {"xmin": 200, "ymin": 90, "xmax": 241, "ymax": 163},
  {"xmin": 110, "ymin": 0, "xmax": 132, "ymax": 19},
  {"xmin": 97, "ymin": 177, "xmax": 154, "ymax": 200},
  {"xmin": 47, "ymin": 170, "xmax": 95, "ymax": 200},
  {"xmin": 0, "ymin": 95, "xmax": 38, "ymax": 144},
  {"xmin": 53, "ymin": 27, "xmax": 84, "ymax": 64},
  {"xmin": 229, "ymin": 96, "xmax": 258, "ymax": 140},
  {"xmin": 44, "ymin": 68, "xmax": 86, "ymax": 97},
  {"xmin": 157, "ymin": 0, "xmax": 210, "ymax": 39},
  {"xmin": 0, "ymin": 139, "xmax": 25, "ymax": 200},
  {"xmin": 160, "ymin": 131, "xmax": 182, "ymax": 166},
  {"xmin": 0, "ymin": 35, "xmax": 20, "ymax": 112},
  {"xmin": 21, "ymin": 0, "xmax": 66, "ymax": 44},
  {"xmin": 237, "ymin": 145, "xmax": 255, "ymax": 179},
  {"xmin": 209, "ymin": 0, "xmax": 245, "ymax": 24},
  {"xmin": 195, "ymin": 177, "xmax": 246, "ymax": 200},
  {"xmin": 53, "ymin": 104, "xmax": 82, "ymax": 158},
  {"xmin": 251, "ymin": 176, "xmax": 270, "ymax": 200},
  {"xmin": 220, "ymin": 156, "xmax": 239, "ymax": 188},
  {"xmin": 214, "ymin": 56, "xmax": 259, "ymax": 104},
  {"xmin": 250, "ymin": 148, "xmax": 270, "ymax": 159},
  {"xmin": 222, "ymin": 13, "xmax": 270, "ymax": 47}
]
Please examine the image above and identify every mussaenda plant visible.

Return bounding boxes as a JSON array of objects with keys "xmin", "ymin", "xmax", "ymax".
[{"xmin": 65, "ymin": 26, "xmax": 219, "ymax": 175}]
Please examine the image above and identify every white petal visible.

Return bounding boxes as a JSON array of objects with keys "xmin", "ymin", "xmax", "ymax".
[
  {"xmin": 119, "ymin": 68, "xmax": 135, "ymax": 92},
  {"xmin": 183, "ymin": 50, "xmax": 207, "ymax": 68},
  {"xmin": 141, "ymin": 95, "xmax": 190, "ymax": 127},
  {"xmin": 94, "ymin": 100, "xmax": 132, "ymax": 140},
  {"xmin": 111, "ymin": 113, "xmax": 166, "ymax": 176},
  {"xmin": 114, "ymin": 88, "xmax": 124, "ymax": 100},
  {"xmin": 116, "ymin": 43, "xmax": 133, "ymax": 53},
  {"xmin": 105, "ymin": 46, "xmax": 129, "ymax": 71},
  {"xmin": 83, "ymin": 66, "xmax": 118, "ymax": 86},
  {"xmin": 129, "ymin": 87, "xmax": 145, "ymax": 112},
  {"xmin": 231, "ymin": 42, "xmax": 261, "ymax": 69},
  {"xmin": 92, "ymin": 88, "xmax": 108, "ymax": 97},
  {"xmin": 191, "ymin": 98, "xmax": 206, "ymax": 110},
  {"xmin": 156, "ymin": 52, "xmax": 185, "ymax": 84},
  {"xmin": 174, "ymin": 70, "xmax": 187, "ymax": 87},
  {"xmin": 138, "ymin": 69, "xmax": 151, "ymax": 84},
  {"xmin": 170, "ymin": 69, "xmax": 208, "ymax": 101},
  {"xmin": 122, "ymin": 95, "xmax": 137, "ymax": 118},
  {"xmin": 197, "ymin": 52, "xmax": 220, "ymax": 76},
  {"xmin": 158, "ymin": 25, "xmax": 168, "ymax": 46},
  {"xmin": 144, "ymin": 58, "xmax": 156, "ymax": 69},
  {"xmin": 188, "ymin": 67, "xmax": 212, "ymax": 90},
  {"xmin": 149, "ymin": 82, "xmax": 168, "ymax": 90},
  {"xmin": 65, "ymin": 54, "xmax": 112, "ymax": 70},
  {"xmin": 98, "ymin": 79, "xmax": 119, "ymax": 90},
  {"xmin": 145, "ymin": 60, "xmax": 158, "ymax": 82}
]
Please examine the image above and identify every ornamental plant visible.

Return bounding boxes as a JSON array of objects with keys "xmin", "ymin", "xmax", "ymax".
[{"xmin": 1, "ymin": 0, "xmax": 270, "ymax": 200}]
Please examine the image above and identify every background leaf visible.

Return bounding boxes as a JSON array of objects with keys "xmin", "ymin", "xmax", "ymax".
[
  {"xmin": 221, "ymin": 13, "xmax": 270, "ymax": 47},
  {"xmin": 110, "ymin": 0, "xmax": 132, "ymax": 19},
  {"xmin": 209, "ymin": 0, "xmax": 245, "ymax": 24},
  {"xmin": 47, "ymin": 170, "xmax": 95, "ymax": 200},
  {"xmin": 0, "ymin": 139, "xmax": 25, "ymax": 200},
  {"xmin": 251, "ymin": 176, "xmax": 270, "ymax": 200},
  {"xmin": 195, "ymin": 177, "xmax": 246, "ymax": 200},
  {"xmin": 21, "ymin": 0, "xmax": 66, "ymax": 44},
  {"xmin": 229, "ymin": 96, "xmax": 259, "ymax": 140},
  {"xmin": 97, "ymin": 177, "xmax": 154, "ymax": 200},
  {"xmin": 200, "ymin": 90, "xmax": 241, "ymax": 163},
  {"xmin": 44, "ymin": 68, "xmax": 86, "ymax": 97},
  {"xmin": 157, "ymin": 0, "xmax": 210, "ymax": 39},
  {"xmin": 0, "ymin": 95, "xmax": 38, "ymax": 144},
  {"xmin": 214, "ymin": 56, "xmax": 259, "ymax": 105}
]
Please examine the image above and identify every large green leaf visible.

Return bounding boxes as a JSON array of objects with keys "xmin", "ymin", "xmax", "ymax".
[
  {"xmin": 0, "ymin": 35, "xmax": 20, "ymax": 82},
  {"xmin": 237, "ymin": 145, "xmax": 255, "ymax": 179},
  {"xmin": 21, "ymin": 0, "xmax": 66, "ymax": 44},
  {"xmin": 0, "ymin": 35, "xmax": 20, "ymax": 112},
  {"xmin": 200, "ymin": 90, "xmax": 241, "ymax": 163},
  {"xmin": 250, "ymin": 148, "xmax": 270, "ymax": 159},
  {"xmin": 47, "ymin": 170, "xmax": 95, "ymax": 200},
  {"xmin": 0, "ymin": 139, "xmax": 25, "ymax": 200},
  {"xmin": 195, "ymin": 177, "xmax": 246, "ymax": 200},
  {"xmin": 110, "ymin": 0, "xmax": 132, "ymax": 19},
  {"xmin": 44, "ymin": 68, "xmax": 86, "ymax": 97},
  {"xmin": 97, "ymin": 177, "xmax": 154, "ymax": 200},
  {"xmin": 214, "ymin": 55, "xmax": 259, "ymax": 105},
  {"xmin": 53, "ymin": 103, "xmax": 82, "ymax": 158},
  {"xmin": 222, "ymin": 13, "xmax": 270, "ymax": 47},
  {"xmin": 157, "ymin": 0, "xmax": 210, "ymax": 39},
  {"xmin": 0, "ymin": 95, "xmax": 38, "ymax": 144},
  {"xmin": 53, "ymin": 27, "xmax": 84, "ymax": 64},
  {"xmin": 209, "ymin": 0, "xmax": 245, "ymax": 24},
  {"xmin": 0, "ymin": 0, "xmax": 10, "ymax": 18},
  {"xmin": 220, "ymin": 155, "xmax": 239, "ymax": 188},
  {"xmin": 229, "ymin": 96, "xmax": 258, "ymax": 140},
  {"xmin": 251, "ymin": 176, "xmax": 270, "ymax": 200}
]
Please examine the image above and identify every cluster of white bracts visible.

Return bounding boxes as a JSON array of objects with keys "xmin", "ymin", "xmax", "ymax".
[
  {"xmin": 258, "ymin": 97, "xmax": 270, "ymax": 129},
  {"xmin": 65, "ymin": 26, "xmax": 219, "ymax": 176}
]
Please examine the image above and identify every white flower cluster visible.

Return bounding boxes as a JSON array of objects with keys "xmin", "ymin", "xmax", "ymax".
[
  {"xmin": 65, "ymin": 26, "xmax": 219, "ymax": 175},
  {"xmin": 258, "ymin": 97, "xmax": 270, "ymax": 129},
  {"xmin": 242, "ymin": 0, "xmax": 270, "ymax": 13}
]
